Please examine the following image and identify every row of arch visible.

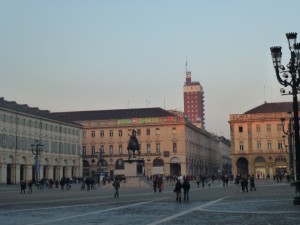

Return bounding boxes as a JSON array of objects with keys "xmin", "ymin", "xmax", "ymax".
[
  {"xmin": 83, "ymin": 157, "xmax": 181, "ymax": 176},
  {"xmin": 236, "ymin": 155, "xmax": 288, "ymax": 176}
]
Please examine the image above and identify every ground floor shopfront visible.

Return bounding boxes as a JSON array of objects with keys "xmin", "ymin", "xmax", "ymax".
[{"xmin": 232, "ymin": 153, "xmax": 291, "ymax": 178}]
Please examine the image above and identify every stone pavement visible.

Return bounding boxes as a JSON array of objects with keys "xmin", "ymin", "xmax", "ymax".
[{"xmin": 0, "ymin": 179, "xmax": 299, "ymax": 225}]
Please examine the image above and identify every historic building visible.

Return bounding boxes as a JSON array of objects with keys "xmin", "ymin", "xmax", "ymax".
[
  {"xmin": 229, "ymin": 102, "xmax": 295, "ymax": 178},
  {"xmin": 0, "ymin": 98, "xmax": 82, "ymax": 184},
  {"xmin": 53, "ymin": 108, "xmax": 230, "ymax": 178},
  {"xmin": 183, "ymin": 70, "xmax": 205, "ymax": 129}
]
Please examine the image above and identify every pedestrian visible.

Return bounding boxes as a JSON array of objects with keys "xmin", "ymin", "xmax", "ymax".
[
  {"xmin": 241, "ymin": 176, "xmax": 248, "ymax": 192},
  {"xmin": 113, "ymin": 179, "xmax": 120, "ymax": 198},
  {"xmin": 174, "ymin": 179, "xmax": 182, "ymax": 202},
  {"xmin": 250, "ymin": 175, "xmax": 256, "ymax": 191},
  {"xmin": 158, "ymin": 176, "xmax": 163, "ymax": 192},
  {"xmin": 182, "ymin": 178, "xmax": 190, "ymax": 202},
  {"xmin": 20, "ymin": 180, "xmax": 26, "ymax": 194},
  {"xmin": 153, "ymin": 177, "xmax": 158, "ymax": 193},
  {"xmin": 28, "ymin": 180, "xmax": 33, "ymax": 194},
  {"xmin": 234, "ymin": 174, "xmax": 240, "ymax": 193},
  {"xmin": 196, "ymin": 176, "xmax": 200, "ymax": 188}
]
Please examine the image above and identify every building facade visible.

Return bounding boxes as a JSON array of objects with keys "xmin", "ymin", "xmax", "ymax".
[
  {"xmin": 0, "ymin": 98, "xmax": 82, "ymax": 184},
  {"xmin": 229, "ymin": 102, "xmax": 295, "ymax": 178},
  {"xmin": 53, "ymin": 108, "xmax": 230, "ymax": 179},
  {"xmin": 183, "ymin": 70, "xmax": 205, "ymax": 129}
]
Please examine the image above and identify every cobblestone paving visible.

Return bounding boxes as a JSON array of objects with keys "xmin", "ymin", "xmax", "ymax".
[{"xmin": 0, "ymin": 180, "xmax": 299, "ymax": 225}]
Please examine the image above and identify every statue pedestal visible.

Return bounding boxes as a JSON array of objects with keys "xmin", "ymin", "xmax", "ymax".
[
  {"xmin": 123, "ymin": 158, "xmax": 144, "ymax": 177},
  {"xmin": 121, "ymin": 158, "xmax": 149, "ymax": 188}
]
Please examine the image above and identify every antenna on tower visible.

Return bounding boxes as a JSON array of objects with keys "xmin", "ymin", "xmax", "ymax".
[{"xmin": 185, "ymin": 56, "xmax": 188, "ymax": 72}]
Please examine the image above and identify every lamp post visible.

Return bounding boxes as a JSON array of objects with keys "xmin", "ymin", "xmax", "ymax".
[
  {"xmin": 31, "ymin": 140, "xmax": 44, "ymax": 183},
  {"xmin": 280, "ymin": 113, "xmax": 294, "ymax": 180},
  {"xmin": 97, "ymin": 148, "xmax": 105, "ymax": 184},
  {"xmin": 270, "ymin": 32, "xmax": 300, "ymax": 205}
]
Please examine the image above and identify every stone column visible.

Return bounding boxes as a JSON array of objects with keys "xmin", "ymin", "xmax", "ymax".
[
  {"xmin": 47, "ymin": 166, "xmax": 53, "ymax": 180},
  {"xmin": 15, "ymin": 163, "xmax": 20, "ymax": 184},
  {"xmin": 25, "ymin": 164, "xmax": 33, "ymax": 181},
  {"xmin": 0, "ymin": 164, "xmax": 7, "ymax": 184}
]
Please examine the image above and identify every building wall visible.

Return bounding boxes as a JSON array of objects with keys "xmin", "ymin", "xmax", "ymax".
[
  {"xmin": 229, "ymin": 112, "xmax": 290, "ymax": 178},
  {"xmin": 77, "ymin": 114, "xmax": 229, "ymax": 178},
  {"xmin": 0, "ymin": 108, "xmax": 82, "ymax": 184}
]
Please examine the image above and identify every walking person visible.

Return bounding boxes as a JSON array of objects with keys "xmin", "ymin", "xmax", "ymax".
[
  {"xmin": 174, "ymin": 179, "xmax": 182, "ymax": 202},
  {"xmin": 20, "ymin": 180, "xmax": 26, "ymax": 194},
  {"xmin": 250, "ymin": 175, "xmax": 256, "ymax": 191},
  {"xmin": 113, "ymin": 179, "xmax": 120, "ymax": 198},
  {"xmin": 182, "ymin": 178, "xmax": 190, "ymax": 202},
  {"xmin": 28, "ymin": 180, "xmax": 33, "ymax": 194},
  {"xmin": 234, "ymin": 174, "xmax": 240, "ymax": 193},
  {"xmin": 153, "ymin": 177, "xmax": 158, "ymax": 193}
]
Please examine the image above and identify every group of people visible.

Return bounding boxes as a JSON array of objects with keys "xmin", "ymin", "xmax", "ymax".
[
  {"xmin": 234, "ymin": 174, "xmax": 256, "ymax": 192},
  {"xmin": 174, "ymin": 178, "xmax": 190, "ymax": 202},
  {"xmin": 20, "ymin": 180, "xmax": 33, "ymax": 194}
]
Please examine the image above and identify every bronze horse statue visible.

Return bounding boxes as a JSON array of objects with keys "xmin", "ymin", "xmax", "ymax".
[{"xmin": 127, "ymin": 129, "xmax": 140, "ymax": 158}]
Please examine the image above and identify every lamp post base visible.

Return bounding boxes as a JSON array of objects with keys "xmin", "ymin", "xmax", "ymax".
[{"xmin": 291, "ymin": 180, "xmax": 300, "ymax": 205}]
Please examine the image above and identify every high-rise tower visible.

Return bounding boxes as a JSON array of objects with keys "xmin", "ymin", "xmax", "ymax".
[{"xmin": 183, "ymin": 69, "xmax": 205, "ymax": 129}]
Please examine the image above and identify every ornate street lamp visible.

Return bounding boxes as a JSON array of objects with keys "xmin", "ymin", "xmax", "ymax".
[
  {"xmin": 31, "ymin": 140, "xmax": 44, "ymax": 183},
  {"xmin": 270, "ymin": 32, "xmax": 300, "ymax": 205},
  {"xmin": 97, "ymin": 147, "xmax": 105, "ymax": 184},
  {"xmin": 280, "ymin": 113, "xmax": 294, "ymax": 180}
]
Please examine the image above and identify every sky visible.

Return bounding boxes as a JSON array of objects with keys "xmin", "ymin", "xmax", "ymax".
[{"xmin": 1, "ymin": 0, "xmax": 300, "ymax": 139}]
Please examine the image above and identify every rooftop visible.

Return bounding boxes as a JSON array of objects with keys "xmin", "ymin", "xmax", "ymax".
[
  {"xmin": 244, "ymin": 101, "xmax": 298, "ymax": 114},
  {"xmin": 51, "ymin": 107, "xmax": 176, "ymax": 121}
]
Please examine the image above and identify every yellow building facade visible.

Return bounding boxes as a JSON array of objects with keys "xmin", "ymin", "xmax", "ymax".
[
  {"xmin": 229, "ymin": 102, "xmax": 294, "ymax": 178},
  {"xmin": 54, "ymin": 108, "xmax": 231, "ymax": 178}
]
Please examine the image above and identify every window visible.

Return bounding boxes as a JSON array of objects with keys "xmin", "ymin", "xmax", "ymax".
[
  {"xmin": 118, "ymin": 145, "xmax": 122, "ymax": 155},
  {"xmin": 172, "ymin": 127, "xmax": 177, "ymax": 134},
  {"xmin": 278, "ymin": 140, "xmax": 283, "ymax": 150},
  {"xmin": 156, "ymin": 143, "xmax": 160, "ymax": 154},
  {"xmin": 267, "ymin": 124, "xmax": 271, "ymax": 132},
  {"xmin": 277, "ymin": 124, "xmax": 282, "ymax": 132},
  {"xmin": 100, "ymin": 130, "xmax": 104, "ymax": 137},
  {"xmin": 91, "ymin": 131, "xmax": 95, "ymax": 137},
  {"xmin": 238, "ymin": 126, "xmax": 243, "ymax": 133},
  {"xmin": 257, "ymin": 141, "xmax": 262, "ymax": 151},
  {"xmin": 118, "ymin": 130, "xmax": 122, "ymax": 137},
  {"xmin": 82, "ymin": 131, "xmax": 86, "ymax": 138},
  {"xmin": 109, "ymin": 145, "xmax": 113, "ymax": 155},
  {"xmin": 267, "ymin": 141, "xmax": 272, "ymax": 150},
  {"xmin": 146, "ymin": 128, "xmax": 150, "ymax": 136},
  {"xmin": 136, "ymin": 129, "xmax": 141, "ymax": 136},
  {"xmin": 147, "ymin": 144, "xmax": 151, "ymax": 153},
  {"xmin": 256, "ymin": 124, "xmax": 261, "ymax": 132},
  {"xmin": 239, "ymin": 141, "xmax": 244, "ymax": 151},
  {"xmin": 109, "ymin": 130, "xmax": 113, "ymax": 137},
  {"xmin": 22, "ymin": 119, "xmax": 26, "ymax": 126},
  {"xmin": 100, "ymin": 145, "xmax": 105, "ymax": 154},
  {"xmin": 82, "ymin": 146, "xmax": 86, "ymax": 155},
  {"xmin": 173, "ymin": 143, "xmax": 177, "ymax": 153},
  {"xmin": 91, "ymin": 146, "xmax": 95, "ymax": 155},
  {"xmin": 155, "ymin": 128, "xmax": 160, "ymax": 135}
]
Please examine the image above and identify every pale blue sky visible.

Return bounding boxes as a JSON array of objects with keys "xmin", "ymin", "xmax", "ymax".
[{"xmin": 1, "ymin": 0, "xmax": 300, "ymax": 138}]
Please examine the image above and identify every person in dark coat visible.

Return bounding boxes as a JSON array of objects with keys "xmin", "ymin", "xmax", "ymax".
[
  {"xmin": 20, "ymin": 180, "xmax": 26, "ymax": 194},
  {"xmin": 182, "ymin": 179, "xmax": 190, "ymax": 202},
  {"xmin": 153, "ymin": 177, "xmax": 158, "ymax": 193},
  {"xmin": 250, "ymin": 175, "xmax": 256, "ymax": 191},
  {"xmin": 174, "ymin": 179, "xmax": 182, "ymax": 202},
  {"xmin": 113, "ymin": 179, "xmax": 120, "ymax": 198},
  {"xmin": 28, "ymin": 180, "xmax": 33, "ymax": 194}
]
